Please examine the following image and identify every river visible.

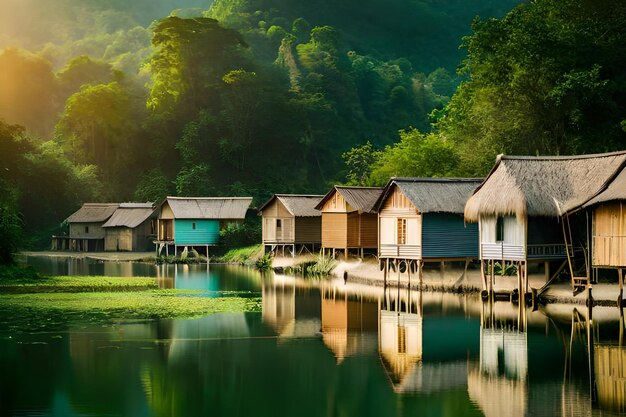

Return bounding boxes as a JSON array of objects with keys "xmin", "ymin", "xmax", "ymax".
[{"xmin": 1, "ymin": 255, "xmax": 625, "ymax": 417}]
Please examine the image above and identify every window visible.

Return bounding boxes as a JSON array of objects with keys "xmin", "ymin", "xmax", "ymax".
[
  {"xmin": 192, "ymin": 222, "xmax": 196, "ymax": 230},
  {"xmin": 496, "ymin": 217, "xmax": 504, "ymax": 242},
  {"xmin": 85, "ymin": 226, "xmax": 89, "ymax": 233},
  {"xmin": 276, "ymin": 219, "xmax": 282, "ymax": 228},
  {"xmin": 397, "ymin": 218, "xmax": 407, "ymax": 245}
]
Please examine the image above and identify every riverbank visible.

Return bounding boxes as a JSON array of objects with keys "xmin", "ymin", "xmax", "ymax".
[
  {"xmin": 272, "ymin": 255, "xmax": 625, "ymax": 307},
  {"xmin": 19, "ymin": 251, "xmax": 156, "ymax": 262},
  {"xmin": 19, "ymin": 246, "xmax": 265, "ymax": 265}
]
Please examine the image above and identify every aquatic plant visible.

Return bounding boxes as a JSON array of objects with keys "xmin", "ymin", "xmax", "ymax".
[
  {"xmin": 255, "ymin": 253, "xmax": 273, "ymax": 271},
  {"xmin": 305, "ymin": 253, "xmax": 337, "ymax": 277},
  {"xmin": 493, "ymin": 261, "xmax": 517, "ymax": 276}
]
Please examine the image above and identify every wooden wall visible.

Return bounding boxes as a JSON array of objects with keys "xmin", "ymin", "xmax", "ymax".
[
  {"xmin": 322, "ymin": 213, "xmax": 348, "ymax": 248},
  {"xmin": 422, "ymin": 213, "xmax": 478, "ymax": 258},
  {"xmin": 378, "ymin": 186, "xmax": 421, "ymax": 258},
  {"xmin": 104, "ymin": 228, "xmax": 132, "ymax": 251},
  {"xmin": 261, "ymin": 198, "xmax": 295, "ymax": 243},
  {"xmin": 295, "ymin": 217, "xmax": 322, "ymax": 244},
  {"xmin": 593, "ymin": 202, "xmax": 626, "ymax": 268},
  {"xmin": 321, "ymin": 190, "xmax": 352, "ymax": 212},
  {"xmin": 70, "ymin": 222, "xmax": 106, "ymax": 239},
  {"xmin": 359, "ymin": 213, "xmax": 378, "ymax": 248}
]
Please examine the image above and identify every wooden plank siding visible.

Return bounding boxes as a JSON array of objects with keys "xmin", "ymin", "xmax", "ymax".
[
  {"xmin": 320, "ymin": 188, "xmax": 378, "ymax": 250},
  {"xmin": 104, "ymin": 228, "xmax": 132, "ymax": 251},
  {"xmin": 261, "ymin": 197, "xmax": 295, "ymax": 244},
  {"xmin": 174, "ymin": 219, "xmax": 220, "ymax": 245},
  {"xmin": 593, "ymin": 202, "xmax": 626, "ymax": 268},
  {"xmin": 378, "ymin": 186, "xmax": 422, "ymax": 259},
  {"xmin": 322, "ymin": 213, "xmax": 348, "ymax": 248},
  {"xmin": 422, "ymin": 213, "xmax": 478, "ymax": 259},
  {"xmin": 69, "ymin": 222, "xmax": 106, "ymax": 239},
  {"xmin": 359, "ymin": 213, "xmax": 378, "ymax": 248},
  {"xmin": 295, "ymin": 217, "xmax": 322, "ymax": 244}
]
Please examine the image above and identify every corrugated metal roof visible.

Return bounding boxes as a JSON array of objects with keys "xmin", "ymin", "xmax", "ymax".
[
  {"xmin": 258, "ymin": 194, "xmax": 324, "ymax": 217},
  {"xmin": 376, "ymin": 178, "xmax": 482, "ymax": 214},
  {"xmin": 65, "ymin": 203, "xmax": 119, "ymax": 223},
  {"xmin": 163, "ymin": 197, "xmax": 252, "ymax": 219},
  {"xmin": 315, "ymin": 186, "xmax": 383, "ymax": 213},
  {"xmin": 103, "ymin": 204, "xmax": 155, "ymax": 228}
]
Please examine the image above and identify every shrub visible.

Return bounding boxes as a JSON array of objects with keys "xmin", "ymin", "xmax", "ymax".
[{"xmin": 255, "ymin": 253, "xmax": 273, "ymax": 271}]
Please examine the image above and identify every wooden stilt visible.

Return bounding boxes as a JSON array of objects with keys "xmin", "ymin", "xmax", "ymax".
[
  {"xmin": 524, "ymin": 261, "xmax": 529, "ymax": 295},
  {"xmin": 383, "ymin": 259, "xmax": 388, "ymax": 287},
  {"xmin": 490, "ymin": 260, "xmax": 495, "ymax": 297},
  {"xmin": 617, "ymin": 268, "xmax": 624, "ymax": 310},
  {"xmin": 408, "ymin": 261, "xmax": 411, "ymax": 289},
  {"xmin": 418, "ymin": 260, "xmax": 423, "ymax": 288},
  {"xmin": 480, "ymin": 260, "xmax": 486, "ymax": 291}
]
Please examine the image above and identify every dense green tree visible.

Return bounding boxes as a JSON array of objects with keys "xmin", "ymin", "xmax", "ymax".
[
  {"xmin": 342, "ymin": 142, "xmax": 379, "ymax": 186},
  {"xmin": 134, "ymin": 169, "xmax": 172, "ymax": 202},
  {"xmin": 369, "ymin": 128, "xmax": 459, "ymax": 186},
  {"xmin": 0, "ymin": 179, "xmax": 22, "ymax": 264},
  {"xmin": 0, "ymin": 120, "xmax": 101, "ymax": 248},
  {"xmin": 437, "ymin": 0, "xmax": 626, "ymax": 175},
  {"xmin": 57, "ymin": 56, "xmax": 122, "ymax": 98},
  {"xmin": 147, "ymin": 16, "xmax": 247, "ymax": 117},
  {"xmin": 56, "ymin": 82, "xmax": 137, "ymax": 195}
]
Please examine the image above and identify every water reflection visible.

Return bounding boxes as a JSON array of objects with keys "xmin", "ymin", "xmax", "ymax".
[
  {"xmin": 6, "ymin": 258, "xmax": 626, "ymax": 416},
  {"xmin": 320, "ymin": 285, "xmax": 378, "ymax": 363},
  {"xmin": 261, "ymin": 275, "xmax": 321, "ymax": 340},
  {"xmin": 468, "ymin": 301, "xmax": 528, "ymax": 417}
]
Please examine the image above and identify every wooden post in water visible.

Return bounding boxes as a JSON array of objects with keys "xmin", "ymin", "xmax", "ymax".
[
  {"xmin": 489, "ymin": 259, "xmax": 496, "ymax": 297},
  {"xmin": 418, "ymin": 260, "xmax": 423, "ymax": 288},
  {"xmin": 481, "ymin": 260, "xmax": 486, "ymax": 292}
]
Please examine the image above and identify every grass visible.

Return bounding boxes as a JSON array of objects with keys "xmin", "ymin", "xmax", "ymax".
[
  {"xmin": 215, "ymin": 244, "xmax": 263, "ymax": 264},
  {"xmin": 0, "ymin": 275, "xmax": 158, "ymax": 293},
  {"xmin": 0, "ymin": 291, "xmax": 261, "ymax": 332}
]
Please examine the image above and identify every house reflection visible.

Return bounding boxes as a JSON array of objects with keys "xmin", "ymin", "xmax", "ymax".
[
  {"xmin": 261, "ymin": 275, "xmax": 321, "ymax": 340},
  {"xmin": 378, "ymin": 285, "xmax": 468, "ymax": 394},
  {"xmin": 320, "ymin": 285, "xmax": 378, "ymax": 362},
  {"xmin": 468, "ymin": 300, "xmax": 528, "ymax": 417}
]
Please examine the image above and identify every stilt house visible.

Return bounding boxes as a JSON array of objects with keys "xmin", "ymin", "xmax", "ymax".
[
  {"xmin": 583, "ymin": 168, "xmax": 626, "ymax": 298},
  {"xmin": 315, "ymin": 186, "xmax": 383, "ymax": 257},
  {"xmin": 258, "ymin": 194, "xmax": 323, "ymax": 256},
  {"xmin": 103, "ymin": 203, "xmax": 156, "ymax": 252},
  {"xmin": 59, "ymin": 203, "xmax": 119, "ymax": 251},
  {"xmin": 464, "ymin": 152, "xmax": 626, "ymax": 295},
  {"xmin": 154, "ymin": 196, "xmax": 253, "ymax": 256},
  {"xmin": 374, "ymin": 178, "xmax": 481, "ymax": 282}
]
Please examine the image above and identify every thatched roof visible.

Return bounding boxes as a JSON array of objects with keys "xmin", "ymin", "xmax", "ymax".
[
  {"xmin": 375, "ymin": 178, "xmax": 482, "ymax": 214},
  {"xmin": 465, "ymin": 152, "xmax": 626, "ymax": 221},
  {"xmin": 103, "ymin": 203, "xmax": 155, "ymax": 228},
  {"xmin": 258, "ymin": 194, "xmax": 324, "ymax": 217},
  {"xmin": 584, "ymin": 168, "xmax": 626, "ymax": 207},
  {"xmin": 315, "ymin": 186, "xmax": 383, "ymax": 213},
  {"xmin": 161, "ymin": 197, "xmax": 252, "ymax": 220},
  {"xmin": 65, "ymin": 203, "xmax": 119, "ymax": 223}
]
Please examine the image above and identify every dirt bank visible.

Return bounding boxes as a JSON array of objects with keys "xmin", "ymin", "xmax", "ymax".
[{"xmin": 272, "ymin": 256, "xmax": 624, "ymax": 306}]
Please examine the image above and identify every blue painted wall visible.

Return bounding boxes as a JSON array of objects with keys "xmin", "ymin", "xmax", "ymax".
[
  {"xmin": 422, "ymin": 213, "xmax": 478, "ymax": 258},
  {"xmin": 174, "ymin": 219, "xmax": 220, "ymax": 245}
]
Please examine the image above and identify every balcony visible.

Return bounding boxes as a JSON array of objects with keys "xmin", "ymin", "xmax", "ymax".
[{"xmin": 379, "ymin": 244, "xmax": 421, "ymax": 259}]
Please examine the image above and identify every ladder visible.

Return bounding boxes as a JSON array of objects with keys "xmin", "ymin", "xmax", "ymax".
[{"xmin": 561, "ymin": 216, "xmax": 589, "ymax": 296}]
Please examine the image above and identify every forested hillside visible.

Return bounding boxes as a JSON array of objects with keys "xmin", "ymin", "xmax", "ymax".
[{"xmin": 4, "ymin": 0, "xmax": 625, "ymax": 253}]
